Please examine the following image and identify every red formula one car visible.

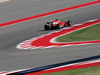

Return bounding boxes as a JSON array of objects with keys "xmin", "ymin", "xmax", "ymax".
[{"xmin": 44, "ymin": 19, "xmax": 73, "ymax": 30}]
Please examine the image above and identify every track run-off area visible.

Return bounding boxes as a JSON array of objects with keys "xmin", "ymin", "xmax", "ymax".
[{"xmin": 0, "ymin": 0, "xmax": 100, "ymax": 74}]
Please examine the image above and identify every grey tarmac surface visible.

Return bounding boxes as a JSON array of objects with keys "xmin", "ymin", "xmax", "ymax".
[
  {"xmin": 0, "ymin": 0, "xmax": 95, "ymax": 23},
  {"xmin": 0, "ymin": 0, "xmax": 100, "ymax": 71}
]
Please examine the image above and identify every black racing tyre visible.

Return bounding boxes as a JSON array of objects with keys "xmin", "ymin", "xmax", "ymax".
[
  {"xmin": 64, "ymin": 22, "xmax": 67, "ymax": 27},
  {"xmin": 67, "ymin": 20, "xmax": 72, "ymax": 27},
  {"xmin": 51, "ymin": 24, "xmax": 54, "ymax": 30},
  {"xmin": 56, "ymin": 24, "xmax": 61, "ymax": 29},
  {"xmin": 44, "ymin": 25, "xmax": 50, "ymax": 30}
]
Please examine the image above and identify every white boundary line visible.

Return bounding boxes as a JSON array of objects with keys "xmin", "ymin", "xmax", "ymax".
[
  {"xmin": 0, "ymin": 60, "xmax": 100, "ymax": 74},
  {"xmin": 46, "ymin": 60, "xmax": 100, "ymax": 71}
]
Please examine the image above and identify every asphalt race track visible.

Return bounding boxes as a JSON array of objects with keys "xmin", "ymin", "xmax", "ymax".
[{"xmin": 0, "ymin": 0, "xmax": 100, "ymax": 71}]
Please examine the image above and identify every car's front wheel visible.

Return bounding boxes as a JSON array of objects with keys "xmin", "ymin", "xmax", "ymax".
[{"xmin": 67, "ymin": 20, "xmax": 72, "ymax": 27}]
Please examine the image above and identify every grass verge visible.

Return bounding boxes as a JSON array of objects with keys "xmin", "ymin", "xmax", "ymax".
[
  {"xmin": 56, "ymin": 23, "xmax": 100, "ymax": 42},
  {"xmin": 43, "ymin": 66, "xmax": 100, "ymax": 75}
]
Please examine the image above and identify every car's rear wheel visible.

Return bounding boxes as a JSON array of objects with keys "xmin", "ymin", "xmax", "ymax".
[
  {"xmin": 44, "ymin": 25, "xmax": 50, "ymax": 30},
  {"xmin": 51, "ymin": 24, "xmax": 54, "ymax": 30}
]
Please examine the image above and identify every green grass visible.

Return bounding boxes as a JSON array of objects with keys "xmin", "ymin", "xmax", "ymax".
[
  {"xmin": 56, "ymin": 23, "xmax": 100, "ymax": 42},
  {"xmin": 43, "ymin": 66, "xmax": 100, "ymax": 75}
]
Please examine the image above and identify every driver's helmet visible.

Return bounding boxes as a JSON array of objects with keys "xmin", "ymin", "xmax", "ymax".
[
  {"xmin": 55, "ymin": 19, "xmax": 58, "ymax": 20},
  {"xmin": 53, "ymin": 19, "xmax": 60, "ymax": 25}
]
